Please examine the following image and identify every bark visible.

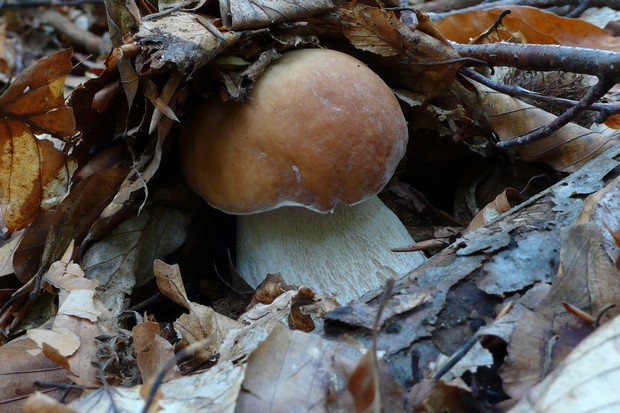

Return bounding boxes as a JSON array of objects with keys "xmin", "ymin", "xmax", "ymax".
[{"xmin": 321, "ymin": 144, "xmax": 620, "ymax": 388}]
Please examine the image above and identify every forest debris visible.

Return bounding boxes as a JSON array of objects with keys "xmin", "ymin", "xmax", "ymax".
[
  {"xmin": 219, "ymin": 0, "xmax": 333, "ymax": 30},
  {"xmin": 135, "ymin": 12, "xmax": 241, "ymax": 74}
]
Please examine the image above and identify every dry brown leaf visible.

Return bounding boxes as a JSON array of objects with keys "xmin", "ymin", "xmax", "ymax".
[
  {"xmin": 348, "ymin": 350, "xmax": 381, "ymax": 413},
  {"xmin": 28, "ymin": 247, "xmax": 114, "ymax": 387},
  {"xmin": 0, "ymin": 49, "xmax": 77, "ymax": 231},
  {"xmin": 337, "ymin": 5, "xmax": 404, "ymax": 57},
  {"xmin": 23, "ymin": 391, "xmax": 77, "ymax": 413},
  {"xmin": 409, "ymin": 379, "xmax": 474, "ymax": 413},
  {"xmin": 337, "ymin": 3, "xmax": 460, "ymax": 96},
  {"xmin": 508, "ymin": 314, "xmax": 620, "ymax": 413},
  {"xmin": 467, "ymin": 188, "xmax": 519, "ymax": 231},
  {"xmin": 67, "ymin": 360, "xmax": 244, "ymax": 412},
  {"xmin": 436, "ymin": 6, "xmax": 620, "ymax": 51},
  {"xmin": 0, "ymin": 337, "xmax": 73, "ymax": 413},
  {"xmin": 153, "ymin": 259, "xmax": 191, "ymax": 309},
  {"xmin": 153, "ymin": 260, "xmax": 241, "ymax": 362},
  {"xmin": 132, "ymin": 321, "xmax": 181, "ymax": 384},
  {"xmin": 468, "ymin": 80, "xmax": 616, "ymax": 172},
  {"xmin": 235, "ymin": 324, "xmax": 361, "ymax": 413}
]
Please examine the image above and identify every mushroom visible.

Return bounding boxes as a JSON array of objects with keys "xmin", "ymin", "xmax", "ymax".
[{"xmin": 181, "ymin": 48, "xmax": 426, "ymax": 304}]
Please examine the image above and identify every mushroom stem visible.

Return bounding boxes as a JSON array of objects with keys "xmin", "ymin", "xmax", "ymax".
[{"xmin": 236, "ymin": 195, "xmax": 426, "ymax": 304}]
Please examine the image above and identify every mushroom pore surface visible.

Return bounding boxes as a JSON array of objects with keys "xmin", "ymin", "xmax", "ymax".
[{"xmin": 181, "ymin": 48, "xmax": 408, "ymax": 214}]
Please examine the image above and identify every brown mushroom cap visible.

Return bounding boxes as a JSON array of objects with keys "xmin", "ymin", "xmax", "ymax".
[{"xmin": 181, "ymin": 48, "xmax": 408, "ymax": 214}]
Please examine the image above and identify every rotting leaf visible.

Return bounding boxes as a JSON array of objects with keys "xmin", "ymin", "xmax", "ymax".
[
  {"xmin": 135, "ymin": 12, "xmax": 241, "ymax": 75},
  {"xmin": 0, "ymin": 49, "xmax": 77, "ymax": 231}
]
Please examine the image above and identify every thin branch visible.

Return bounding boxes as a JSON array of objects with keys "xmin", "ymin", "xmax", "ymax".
[
  {"xmin": 452, "ymin": 42, "xmax": 620, "ymax": 81},
  {"xmin": 460, "ymin": 67, "xmax": 620, "ymax": 115},
  {"xmin": 496, "ymin": 78, "xmax": 615, "ymax": 149},
  {"xmin": 471, "ymin": 9, "xmax": 512, "ymax": 44}
]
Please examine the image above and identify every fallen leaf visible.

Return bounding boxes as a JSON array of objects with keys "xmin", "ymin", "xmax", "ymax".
[
  {"xmin": 132, "ymin": 321, "xmax": 181, "ymax": 384},
  {"xmin": 466, "ymin": 80, "xmax": 616, "ymax": 172},
  {"xmin": 83, "ymin": 206, "xmax": 190, "ymax": 314},
  {"xmin": 508, "ymin": 313, "xmax": 620, "ymax": 413},
  {"xmin": 467, "ymin": 188, "xmax": 519, "ymax": 231},
  {"xmin": 235, "ymin": 324, "xmax": 362, "ymax": 413},
  {"xmin": 153, "ymin": 260, "xmax": 242, "ymax": 362},
  {"xmin": 0, "ymin": 49, "xmax": 77, "ymax": 231},
  {"xmin": 0, "ymin": 337, "xmax": 73, "ymax": 413},
  {"xmin": 436, "ymin": 6, "xmax": 620, "ymax": 51},
  {"xmin": 23, "ymin": 391, "xmax": 77, "ymax": 413}
]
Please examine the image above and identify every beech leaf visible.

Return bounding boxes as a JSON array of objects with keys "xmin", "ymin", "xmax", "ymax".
[{"xmin": 0, "ymin": 49, "xmax": 77, "ymax": 231}]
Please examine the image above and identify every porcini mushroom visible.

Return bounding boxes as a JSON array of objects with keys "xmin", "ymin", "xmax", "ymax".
[{"xmin": 181, "ymin": 48, "xmax": 425, "ymax": 304}]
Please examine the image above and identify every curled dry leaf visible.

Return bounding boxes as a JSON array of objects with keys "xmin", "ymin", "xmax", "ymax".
[
  {"xmin": 466, "ymin": 80, "xmax": 616, "ymax": 172},
  {"xmin": 153, "ymin": 260, "xmax": 242, "ymax": 362},
  {"xmin": 467, "ymin": 188, "xmax": 519, "ymax": 232},
  {"xmin": 27, "ymin": 246, "xmax": 113, "ymax": 388},
  {"xmin": 337, "ymin": 3, "xmax": 460, "ymax": 95},
  {"xmin": 0, "ymin": 49, "xmax": 77, "ymax": 231},
  {"xmin": 219, "ymin": 0, "xmax": 333, "ymax": 30},
  {"xmin": 132, "ymin": 321, "xmax": 181, "ymax": 384}
]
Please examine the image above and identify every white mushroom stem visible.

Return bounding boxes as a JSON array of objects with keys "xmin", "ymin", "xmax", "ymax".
[{"xmin": 236, "ymin": 195, "xmax": 426, "ymax": 304}]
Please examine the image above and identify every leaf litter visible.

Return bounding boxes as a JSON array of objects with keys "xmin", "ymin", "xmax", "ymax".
[{"xmin": 0, "ymin": 1, "xmax": 619, "ymax": 412}]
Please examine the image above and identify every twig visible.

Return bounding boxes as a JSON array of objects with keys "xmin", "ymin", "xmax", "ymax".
[
  {"xmin": 452, "ymin": 42, "xmax": 620, "ymax": 81},
  {"xmin": 460, "ymin": 67, "xmax": 620, "ymax": 115},
  {"xmin": 496, "ymin": 77, "xmax": 615, "ymax": 149},
  {"xmin": 566, "ymin": 0, "xmax": 591, "ymax": 18},
  {"xmin": 471, "ymin": 9, "xmax": 512, "ymax": 44},
  {"xmin": 432, "ymin": 335, "xmax": 479, "ymax": 380},
  {"xmin": 38, "ymin": 8, "xmax": 103, "ymax": 54}
]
